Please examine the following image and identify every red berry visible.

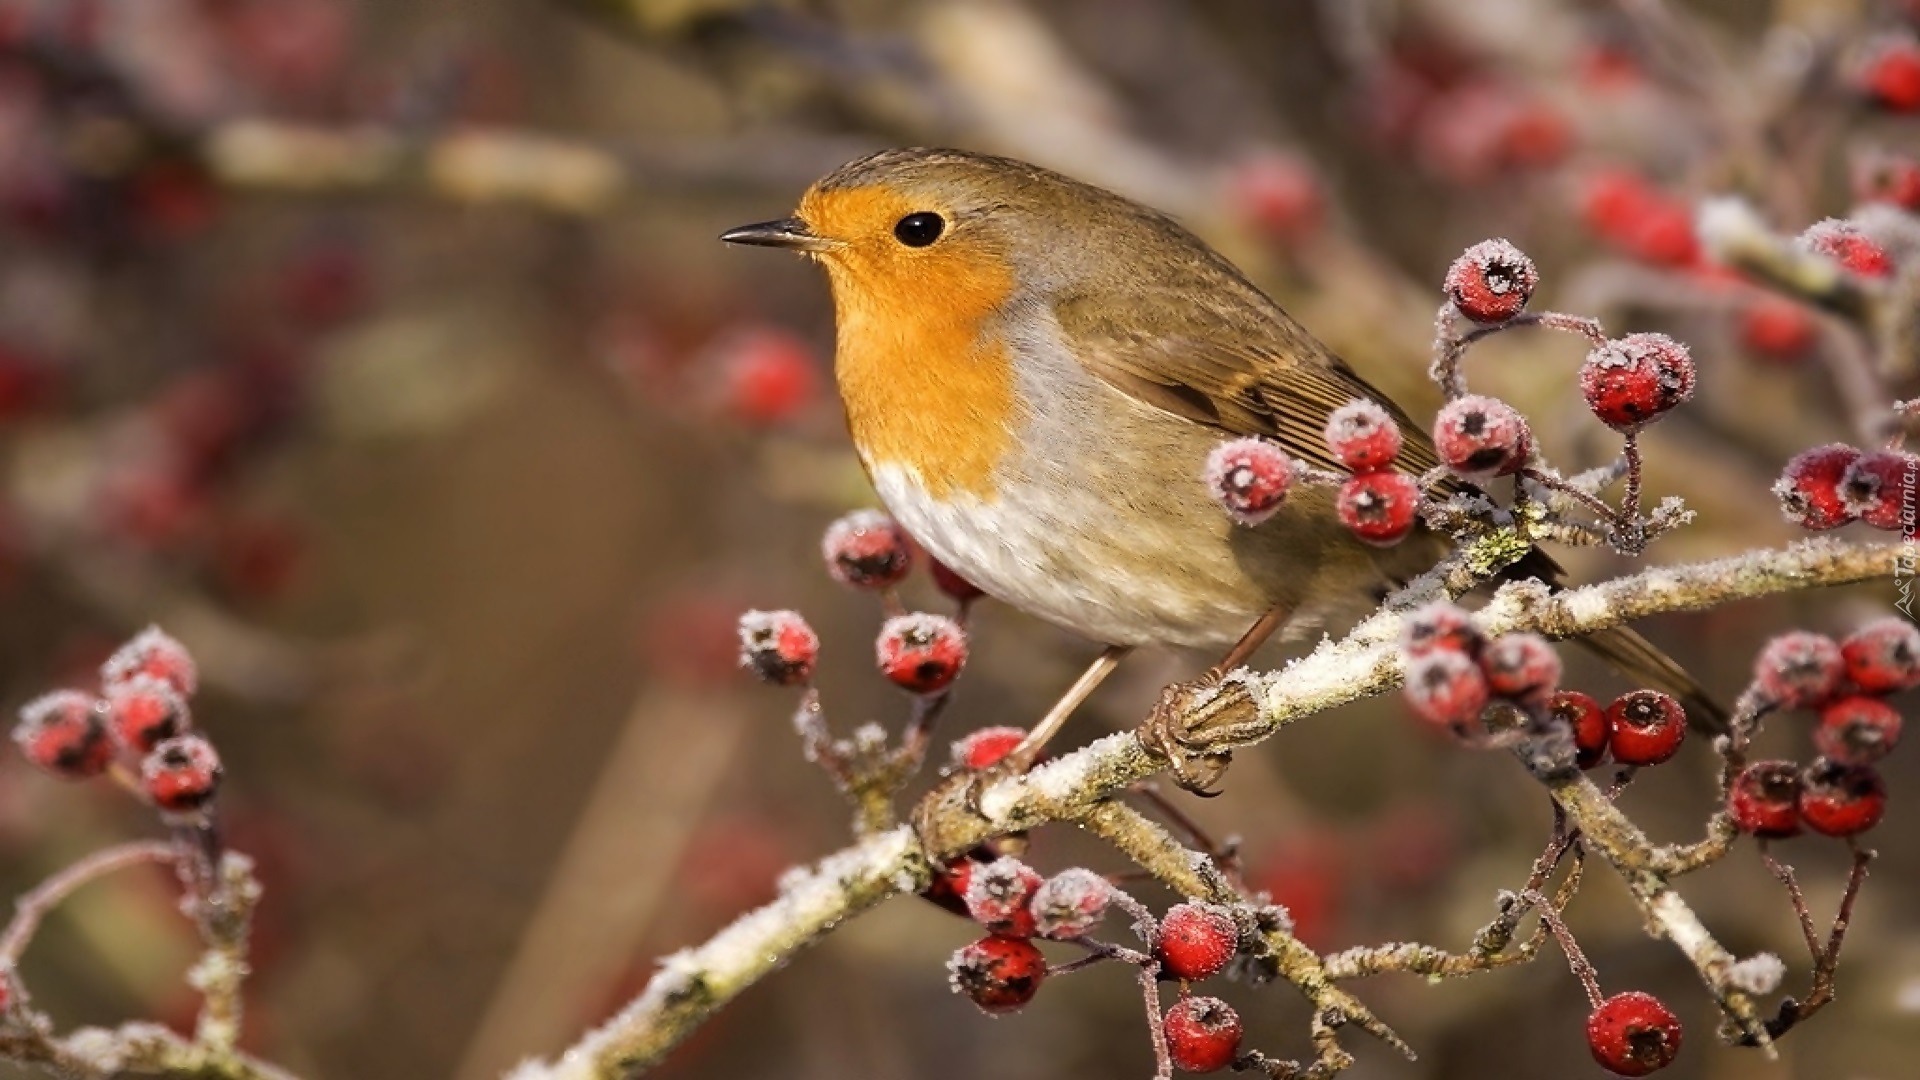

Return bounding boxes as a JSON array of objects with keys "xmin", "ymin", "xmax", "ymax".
[
  {"xmin": 1752, "ymin": 631, "xmax": 1846, "ymax": 708},
  {"xmin": 1838, "ymin": 449, "xmax": 1918, "ymax": 531},
  {"xmin": 1727, "ymin": 760, "xmax": 1804, "ymax": 838},
  {"xmin": 1551, "ymin": 690, "xmax": 1611, "ymax": 770},
  {"xmin": 1444, "ymin": 238, "xmax": 1538, "ymax": 323},
  {"xmin": 1336, "ymin": 470, "xmax": 1420, "ymax": 545},
  {"xmin": 1606, "ymin": 690, "xmax": 1686, "ymax": 766},
  {"xmin": 141, "ymin": 734, "xmax": 222, "ymax": 815},
  {"xmin": 964, "ymin": 856, "xmax": 1043, "ymax": 938},
  {"xmin": 102, "ymin": 675, "xmax": 190, "ymax": 754},
  {"xmin": 1773, "ymin": 445, "xmax": 1862, "ymax": 530},
  {"xmin": 1029, "ymin": 868, "xmax": 1110, "ymax": 940},
  {"xmin": 1798, "ymin": 759, "xmax": 1887, "ymax": 837},
  {"xmin": 928, "ymin": 557, "xmax": 984, "ymax": 602},
  {"xmin": 947, "ymin": 935, "xmax": 1046, "ymax": 1014},
  {"xmin": 1433, "ymin": 395, "xmax": 1532, "ymax": 478},
  {"xmin": 1204, "ymin": 438, "xmax": 1294, "ymax": 527},
  {"xmin": 1162, "ymin": 996, "xmax": 1243, "ymax": 1073},
  {"xmin": 1156, "ymin": 902, "xmax": 1240, "ymax": 981},
  {"xmin": 1579, "ymin": 334, "xmax": 1695, "ymax": 432},
  {"xmin": 821, "ymin": 509, "xmax": 913, "ymax": 589},
  {"xmin": 1738, "ymin": 296, "xmax": 1815, "ymax": 361},
  {"xmin": 1323, "ymin": 399, "xmax": 1403, "ymax": 472},
  {"xmin": 12, "ymin": 690, "xmax": 112, "ymax": 779},
  {"xmin": 1401, "ymin": 602, "xmax": 1483, "ymax": 658},
  {"xmin": 1404, "ymin": 649, "xmax": 1492, "ymax": 729},
  {"xmin": 736, "ymin": 609, "xmax": 819, "ymax": 687},
  {"xmin": 1800, "ymin": 219, "xmax": 1895, "ymax": 279},
  {"xmin": 1861, "ymin": 37, "xmax": 1920, "ymax": 112},
  {"xmin": 875, "ymin": 613, "xmax": 968, "ymax": 694},
  {"xmin": 1814, "ymin": 696, "xmax": 1903, "ymax": 766},
  {"xmin": 1586, "ymin": 991, "xmax": 1682, "ymax": 1076},
  {"xmin": 952, "ymin": 726, "xmax": 1027, "ymax": 770},
  {"xmin": 1579, "ymin": 170, "xmax": 1699, "ymax": 266},
  {"xmin": 1854, "ymin": 152, "xmax": 1920, "ymax": 212},
  {"xmin": 1841, "ymin": 617, "xmax": 1920, "ymax": 693},
  {"xmin": 1228, "ymin": 152, "xmax": 1323, "ymax": 243},
  {"xmin": 101, "ymin": 626, "xmax": 197, "ymax": 697},
  {"xmin": 713, "ymin": 328, "xmax": 820, "ymax": 426},
  {"xmin": 1480, "ymin": 633, "xmax": 1561, "ymax": 708},
  {"xmin": 921, "ymin": 856, "xmax": 978, "ymax": 918}
]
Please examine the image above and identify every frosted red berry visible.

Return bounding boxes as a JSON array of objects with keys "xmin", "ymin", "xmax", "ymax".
[
  {"xmin": 948, "ymin": 935, "xmax": 1046, "ymax": 1014},
  {"xmin": 103, "ymin": 675, "xmax": 190, "ymax": 754},
  {"xmin": 1606, "ymin": 690, "xmax": 1686, "ymax": 766},
  {"xmin": 1336, "ymin": 470, "xmax": 1420, "ymax": 546},
  {"xmin": 1800, "ymin": 219, "xmax": 1895, "ymax": 279},
  {"xmin": 1029, "ymin": 868, "xmax": 1111, "ymax": 940},
  {"xmin": 1163, "ymin": 996, "xmax": 1243, "ymax": 1073},
  {"xmin": 1323, "ymin": 399, "xmax": 1403, "ymax": 472},
  {"xmin": 1401, "ymin": 602, "xmax": 1482, "ymax": 658},
  {"xmin": 140, "ymin": 734, "xmax": 222, "ymax": 815},
  {"xmin": 1799, "ymin": 759, "xmax": 1887, "ymax": 837},
  {"xmin": 1433, "ymin": 395, "xmax": 1532, "ymax": 478},
  {"xmin": 1552, "ymin": 690, "xmax": 1611, "ymax": 770},
  {"xmin": 1480, "ymin": 633, "xmax": 1561, "ymax": 708},
  {"xmin": 1841, "ymin": 617, "xmax": 1920, "ymax": 693},
  {"xmin": 1752, "ymin": 631, "xmax": 1845, "ymax": 708},
  {"xmin": 929, "ymin": 557, "xmax": 984, "ymax": 602},
  {"xmin": 1587, "ymin": 991, "xmax": 1682, "ymax": 1076},
  {"xmin": 952, "ymin": 726, "xmax": 1027, "ymax": 770},
  {"xmin": 1838, "ymin": 449, "xmax": 1918, "ymax": 530},
  {"xmin": 1738, "ymin": 297, "xmax": 1815, "ymax": 361},
  {"xmin": 875, "ymin": 613, "xmax": 968, "ymax": 694},
  {"xmin": 963, "ymin": 856, "xmax": 1043, "ymax": 938},
  {"xmin": 1727, "ymin": 760, "xmax": 1803, "ymax": 838},
  {"xmin": 1773, "ymin": 445, "xmax": 1861, "ymax": 530},
  {"xmin": 13, "ymin": 690, "xmax": 113, "ymax": 778},
  {"xmin": 1204, "ymin": 438, "xmax": 1294, "ymax": 527},
  {"xmin": 1814, "ymin": 696, "xmax": 1902, "ymax": 766},
  {"xmin": 737, "ymin": 609, "xmax": 819, "ymax": 687},
  {"xmin": 1444, "ymin": 239, "xmax": 1538, "ymax": 323},
  {"xmin": 821, "ymin": 509, "xmax": 913, "ymax": 589},
  {"xmin": 1404, "ymin": 649, "xmax": 1491, "ymax": 729},
  {"xmin": 1861, "ymin": 37, "xmax": 1920, "ymax": 112},
  {"xmin": 1579, "ymin": 334, "xmax": 1695, "ymax": 432},
  {"xmin": 1155, "ymin": 902, "xmax": 1240, "ymax": 981},
  {"xmin": 101, "ymin": 626, "xmax": 197, "ymax": 697},
  {"xmin": 921, "ymin": 857, "xmax": 978, "ymax": 918}
]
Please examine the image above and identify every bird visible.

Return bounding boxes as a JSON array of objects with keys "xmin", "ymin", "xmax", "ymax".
[{"xmin": 721, "ymin": 147, "xmax": 1719, "ymax": 775}]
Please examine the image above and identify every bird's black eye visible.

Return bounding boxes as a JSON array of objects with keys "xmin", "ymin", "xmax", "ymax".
[{"xmin": 893, "ymin": 211, "xmax": 945, "ymax": 247}]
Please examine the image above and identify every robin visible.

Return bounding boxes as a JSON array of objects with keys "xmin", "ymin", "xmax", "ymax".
[{"xmin": 722, "ymin": 147, "xmax": 1718, "ymax": 774}]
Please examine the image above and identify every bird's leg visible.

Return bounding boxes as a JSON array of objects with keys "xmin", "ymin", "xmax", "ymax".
[
  {"xmin": 1141, "ymin": 606, "xmax": 1288, "ymax": 794},
  {"xmin": 1004, "ymin": 645, "xmax": 1131, "ymax": 772},
  {"xmin": 1204, "ymin": 606, "xmax": 1287, "ymax": 680}
]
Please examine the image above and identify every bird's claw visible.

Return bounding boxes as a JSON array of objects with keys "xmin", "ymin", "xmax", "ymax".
[{"xmin": 1139, "ymin": 675, "xmax": 1264, "ymax": 795}]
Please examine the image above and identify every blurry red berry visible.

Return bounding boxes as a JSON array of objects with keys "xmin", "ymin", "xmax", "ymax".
[
  {"xmin": 1580, "ymin": 334, "xmax": 1695, "ymax": 432},
  {"xmin": 951, "ymin": 726, "xmax": 1027, "ymax": 770},
  {"xmin": 1606, "ymin": 690, "xmax": 1686, "ymax": 766},
  {"xmin": 12, "ymin": 690, "xmax": 112, "ymax": 779},
  {"xmin": 963, "ymin": 856, "xmax": 1043, "ymax": 939},
  {"xmin": 1861, "ymin": 37, "xmax": 1920, "ymax": 112},
  {"xmin": 1738, "ymin": 297, "xmax": 1816, "ymax": 361},
  {"xmin": 1228, "ymin": 152, "xmax": 1323, "ymax": 244},
  {"xmin": 928, "ymin": 557, "xmax": 985, "ymax": 602},
  {"xmin": 1854, "ymin": 152, "xmax": 1920, "ymax": 211},
  {"xmin": 1800, "ymin": 219, "xmax": 1895, "ymax": 279},
  {"xmin": 821, "ymin": 509, "xmax": 913, "ymax": 589},
  {"xmin": 1205, "ymin": 438, "xmax": 1294, "ymax": 527},
  {"xmin": 1163, "ymin": 996, "xmax": 1243, "ymax": 1073},
  {"xmin": 1814, "ymin": 696, "xmax": 1903, "ymax": 766},
  {"xmin": 1480, "ymin": 633, "xmax": 1561, "ymax": 708},
  {"xmin": 947, "ymin": 935, "xmax": 1046, "ymax": 1014},
  {"xmin": 1323, "ymin": 399, "xmax": 1403, "ymax": 472},
  {"xmin": 1433, "ymin": 394, "xmax": 1532, "ymax": 478},
  {"xmin": 1587, "ymin": 991, "xmax": 1682, "ymax": 1076},
  {"xmin": 1029, "ymin": 868, "xmax": 1111, "ymax": 940},
  {"xmin": 1403, "ymin": 649, "xmax": 1491, "ymax": 729},
  {"xmin": 141, "ymin": 734, "xmax": 222, "ymax": 816},
  {"xmin": 1444, "ymin": 239, "xmax": 1538, "ymax": 323},
  {"xmin": 1401, "ymin": 602, "xmax": 1482, "ymax": 658},
  {"xmin": 1752, "ymin": 631, "xmax": 1846, "ymax": 708},
  {"xmin": 735, "ymin": 610, "xmax": 819, "ymax": 687},
  {"xmin": 1552, "ymin": 690, "xmax": 1611, "ymax": 770},
  {"xmin": 1156, "ymin": 902, "xmax": 1240, "ymax": 981},
  {"xmin": 101, "ymin": 626, "xmax": 198, "ymax": 698},
  {"xmin": 1580, "ymin": 171, "xmax": 1699, "ymax": 266},
  {"xmin": 712, "ymin": 328, "xmax": 820, "ymax": 426},
  {"xmin": 1727, "ymin": 761, "xmax": 1803, "ymax": 838},
  {"xmin": 1337, "ymin": 470, "xmax": 1420, "ymax": 545},
  {"xmin": 1799, "ymin": 759, "xmax": 1887, "ymax": 837},
  {"xmin": 1838, "ymin": 449, "xmax": 1918, "ymax": 530},
  {"xmin": 1841, "ymin": 617, "xmax": 1920, "ymax": 693},
  {"xmin": 875, "ymin": 613, "xmax": 968, "ymax": 694},
  {"xmin": 1773, "ymin": 445, "xmax": 1861, "ymax": 530},
  {"xmin": 103, "ymin": 675, "xmax": 191, "ymax": 754}
]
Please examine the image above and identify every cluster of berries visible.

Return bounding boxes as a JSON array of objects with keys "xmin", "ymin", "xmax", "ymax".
[
  {"xmin": 1726, "ymin": 620, "xmax": 1917, "ymax": 839},
  {"xmin": 1774, "ymin": 443, "xmax": 1917, "ymax": 532},
  {"xmin": 1201, "ymin": 399, "xmax": 1425, "ymax": 548},
  {"xmin": 11, "ymin": 628, "xmax": 221, "ymax": 818}
]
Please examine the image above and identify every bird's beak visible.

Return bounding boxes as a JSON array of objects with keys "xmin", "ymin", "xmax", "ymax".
[{"xmin": 719, "ymin": 217, "xmax": 831, "ymax": 252}]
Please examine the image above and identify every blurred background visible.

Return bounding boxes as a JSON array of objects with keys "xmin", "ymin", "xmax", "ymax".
[{"xmin": 0, "ymin": 0, "xmax": 1914, "ymax": 1077}]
